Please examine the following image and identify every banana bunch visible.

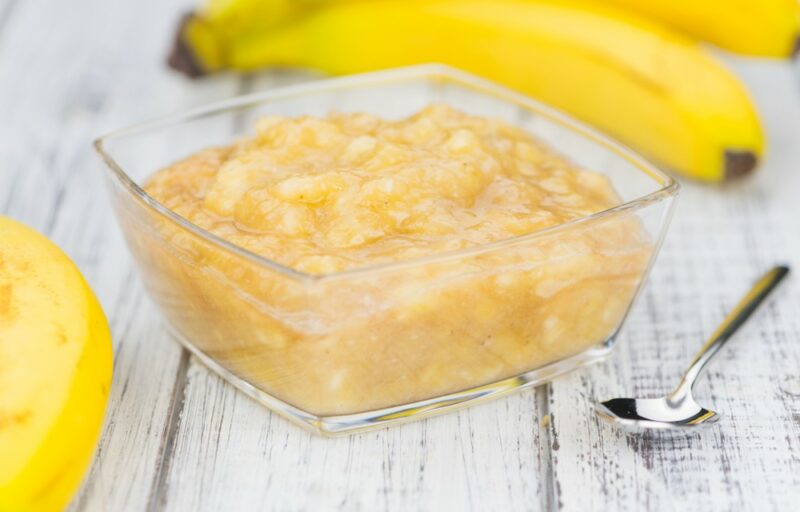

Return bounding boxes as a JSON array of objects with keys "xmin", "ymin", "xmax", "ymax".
[
  {"xmin": 169, "ymin": 0, "xmax": 799, "ymax": 182},
  {"xmin": 0, "ymin": 217, "xmax": 113, "ymax": 511}
]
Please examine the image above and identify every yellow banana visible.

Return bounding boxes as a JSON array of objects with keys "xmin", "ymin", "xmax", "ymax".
[
  {"xmin": 169, "ymin": 0, "xmax": 328, "ymax": 73},
  {"xmin": 171, "ymin": 0, "xmax": 763, "ymax": 182},
  {"xmin": 599, "ymin": 0, "xmax": 800, "ymax": 57},
  {"xmin": 171, "ymin": 0, "xmax": 800, "ymax": 60},
  {"xmin": 0, "ymin": 217, "xmax": 113, "ymax": 511}
]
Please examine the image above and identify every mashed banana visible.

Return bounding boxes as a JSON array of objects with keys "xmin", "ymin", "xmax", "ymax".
[
  {"xmin": 139, "ymin": 105, "xmax": 651, "ymax": 415},
  {"xmin": 149, "ymin": 105, "xmax": 621, "ymax": 273}
]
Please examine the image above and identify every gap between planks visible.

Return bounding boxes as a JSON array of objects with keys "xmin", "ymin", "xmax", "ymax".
[
  {"xmin": 536, "ymin": 384, "xmax": 558, "ymax": 511},
  {"xmin": 147, "ymin": 349, "xmax": 191, "ymax": 512}
]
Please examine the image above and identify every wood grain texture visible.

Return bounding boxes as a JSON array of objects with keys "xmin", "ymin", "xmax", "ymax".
[
  {"xmin": 548, "ymin": 59, "xmax": 800, "ymax": 511},
  {"xmin": 159, "ymin": 366, "xmax": 549, "ymax": 511},
  {"xmin": 0, "ymin": 0, "xmax": 237, "ymax": 510},
  {"xmin": 1, "ymin": 1, "xmax": 799, "ymax": 510}
]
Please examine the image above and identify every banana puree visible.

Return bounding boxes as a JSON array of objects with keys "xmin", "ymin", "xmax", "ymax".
[{"xmin": 141, "ymin": 105, "xmax": 651, "ymax": 415}]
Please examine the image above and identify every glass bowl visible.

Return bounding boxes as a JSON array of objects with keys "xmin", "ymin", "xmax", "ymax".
[{"xmin": 95, "ymin": 64, "xmax": 677, "ymax": 435}]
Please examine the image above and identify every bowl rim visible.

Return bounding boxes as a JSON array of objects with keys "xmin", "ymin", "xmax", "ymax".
[{"xmin": 94, "ymin": 63, "xmax": 679, "ymax": 283}]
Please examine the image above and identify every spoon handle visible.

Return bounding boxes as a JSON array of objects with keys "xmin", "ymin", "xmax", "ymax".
[{"xmin": 671, "ymin": 265, "xmax": 790, "ymax": 399}]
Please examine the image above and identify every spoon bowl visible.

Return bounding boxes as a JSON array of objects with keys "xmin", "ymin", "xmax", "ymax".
[{"xmin": 596, "ymin": 397, "xmax": 719, "ymax": 431}]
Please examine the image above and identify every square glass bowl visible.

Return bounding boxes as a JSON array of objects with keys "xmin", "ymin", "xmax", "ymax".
[{"xmin": 95, "ymin": 65, "xmax": 677, "ymax": 435}]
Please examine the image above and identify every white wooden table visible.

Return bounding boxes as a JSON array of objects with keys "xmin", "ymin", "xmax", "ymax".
[{"xmin": 2, "ymin": 0, "xmax": 800, "ymax": 510}]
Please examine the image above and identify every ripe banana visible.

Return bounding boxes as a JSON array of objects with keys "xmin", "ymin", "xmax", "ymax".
[
  {"xmin": 170, "ymin": 0, "xmax": 763, "ymax": 182},
  {"xmin": 0, "ymin": 217, "xmax": 113, "ymax": 511},
  {"xmin": 169, "ymin": 0, "xmax": 304, "ymax": 72},
  {"xmin": 172, "ymin": 0, "xmax": 800, "ymax": 60},
  {"xmin": 599, "ymin": 0, "xmax": 800, "ymax": 57}
]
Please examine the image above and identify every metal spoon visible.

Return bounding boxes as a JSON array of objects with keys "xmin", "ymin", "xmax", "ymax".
[{"xmin": 596, "ymin": 265, "xmax": 790, "ymax": 431}]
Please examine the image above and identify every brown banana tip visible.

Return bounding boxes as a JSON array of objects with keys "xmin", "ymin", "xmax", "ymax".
[
  {"xmin": 167, "ymin": 13, "xmax": 207, "ymax": 78},
  {"xmin": 724, "ymin": 150, "xmax": 758, "ymax": 181},
  {"xmin": 792, "ymin": 34, "xmax": 800, "ymax": 59}
]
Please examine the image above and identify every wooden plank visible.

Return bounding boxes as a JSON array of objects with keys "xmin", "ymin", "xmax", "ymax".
[
  {"xmin": 548, "ymin": 59, "xmax": 800, "ymax": 510},
  {"xmin": 159, "ymin": 369, "xmax": 550, "ymax": 511},
  {"xmin": 0, "ymin": 0, "xmax": 239, "ymax": 510}
]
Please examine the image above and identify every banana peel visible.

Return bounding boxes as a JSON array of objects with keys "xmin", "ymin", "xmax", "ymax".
[
  {"xmin": 169, "ymin": 0, "xmax": 800, "ymax": 71},
  {"xmin": 0, "ymin": 216, "xmax": 113, "ymax": 511}
]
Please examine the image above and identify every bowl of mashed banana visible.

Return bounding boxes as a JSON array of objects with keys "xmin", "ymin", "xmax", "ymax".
[{"xmin": 95, "ymin": 65, "xmax": 677, "ymax": 434}]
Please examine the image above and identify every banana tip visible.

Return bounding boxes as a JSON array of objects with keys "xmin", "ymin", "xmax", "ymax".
[
  {"xmin": 792, "ymin": 35, "xmax": 800, "ymax": 59},
  {"xmin": 724, "ymin": 150, "xmax": 758, "ymax": 180},
  {"xmin": 167, "ymin": 13, "xmax": 207, "ymax": 78}
]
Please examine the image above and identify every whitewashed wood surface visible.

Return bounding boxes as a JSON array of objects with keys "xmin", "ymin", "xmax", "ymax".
[{"xmin": 1, "ymin": 0, "xmax": 799, "ymax": 510}]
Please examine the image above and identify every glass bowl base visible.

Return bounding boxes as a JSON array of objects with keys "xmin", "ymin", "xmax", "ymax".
[{"xmin": 167, "ymin": 324, "xmax": 614, "ymax": 436}]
